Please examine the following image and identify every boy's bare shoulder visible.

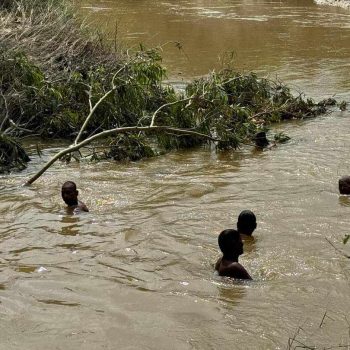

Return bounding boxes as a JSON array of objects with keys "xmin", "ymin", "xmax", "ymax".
[
  {"xmin": 78, "ymin": 201, "xmax": 89, "ymax": 212},
  {"xmin": 215, "ymin": 257, "xmax": 222, "ymax": 271},
  {"xmin": 218, "ymin": 261, "xmax": 252, "ymax": 280}
]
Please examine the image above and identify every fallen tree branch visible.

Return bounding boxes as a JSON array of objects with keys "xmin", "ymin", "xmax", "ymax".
[
  {"xmin": 73, "ymin": 62, "xmax": 130, "ymax": 145},
  {"xmin": 24, "ymin": 125, "xmax": 219, "ymax": 185}
]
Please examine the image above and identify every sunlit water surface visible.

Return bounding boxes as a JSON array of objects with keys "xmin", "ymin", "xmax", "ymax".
[
  {"xmin": 78, "ymin": 0, "xmax": 350, "ymax": 99},
  {"xmin": 1, "ymin": 0, "xmax": 350, "ymax": 349}
]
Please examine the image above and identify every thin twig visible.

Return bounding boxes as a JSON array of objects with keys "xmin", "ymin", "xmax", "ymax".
[
  {"xmin": 0, "ymin": 90, "xmax": 9, "ymax": 132},
  {"xmin": 320, "ymin": 311, "xmax": 327, "ymax": 328},
  {"xmin": 87, "ymin": 85, "xmax": 93, "ymax": 112},
  {"xmin": 287, "ymin": 326, "xmax": 304, "ymax": 350},
  {"xmin": 113, "ymin": 19, "xmax": 118, "ymax": 53},
  {"xmin": 293, "ymin": 339, "xmax": 316, "ymax": 349},
  {"xmin": 73, "ymin": 62, "xmax": 130, "ymax": 145},
  {"xmin": 150, "ymin": 97, "xmax": 193, "ymax": 127},
  {"xmin": 325, "ymin": 237, "xmax": 350, "ymax": 259},
  {"xmin": 345, "ymin": 316, "xmax": 350, "ymax": 339}
]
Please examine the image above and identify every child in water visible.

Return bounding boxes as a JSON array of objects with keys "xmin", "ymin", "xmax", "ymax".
[
  {"xmin": 339, "ymin": 176, "xmax": 350, "ymax": 195},
  {"xmin": 237, "ymin": 210, "xmax": 257, "ymax": 236},
  {"xmin": 61, "ymin": 181, "xmax": 89, "ymax": 212},
  {"xmin": 215, "ymin": 229, "xmax": 252, "ymax": 280}
]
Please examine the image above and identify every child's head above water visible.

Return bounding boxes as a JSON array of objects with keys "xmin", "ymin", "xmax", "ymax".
[
  {"xmin": 61, "ymin": 181, "xmax": 79, "ymax": 206},
  {"xmin": 237, "ymin": 210, "xmax": 257, "ymax": 236},
  {"xmin": 218, "ymin": 229, "xmax": 243, "ymax": 259},
  {"xmin": 339, "ymin": 176, "xmax": 350, "ymax": 195}
]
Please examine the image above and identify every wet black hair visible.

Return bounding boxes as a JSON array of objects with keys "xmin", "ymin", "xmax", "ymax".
[
  {"xmin": 339, "ymin": 176, "xmax": 350, "ymax": 195},
  {"xmin": 254, "ymin": 131, "xmax": 269, "ymax": 148},
  {"xmin": 218, "ymin": 229, "xmax": 242, "ymax": 257},
  {"xmin": 62, "ymin": 181, "xmax": 77, "ymax": 190},
  {"xmin": 237, "ymin": 210, "xmax": 257, "ymax": 235}
]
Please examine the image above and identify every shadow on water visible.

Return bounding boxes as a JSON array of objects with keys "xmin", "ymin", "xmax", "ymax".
[
  {"xmin": 338, "ymin": 195, "xmax": 350, "ymax": 207},
  {"xmin": 242, "ymin": 235, "xmax": 256, "ymax": 254},
  {"xmin": 59, "ymin": 215, "xmax": 81, "ymax": 236},
  {"xmin": 216, "ymin": 281, "xmax": 247, "ymax": 307}
]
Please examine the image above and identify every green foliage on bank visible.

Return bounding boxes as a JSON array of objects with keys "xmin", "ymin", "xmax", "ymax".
[
  {"xmin": 0, "ymin": 133, "xmax": 30, "ymax": 171},
  {"xmin": 0, "ymin": 0, "xmax": 341, "ymax": 172}
]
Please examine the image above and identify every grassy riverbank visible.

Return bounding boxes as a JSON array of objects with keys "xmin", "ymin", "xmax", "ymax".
[{"xmin": 0, "ymin": 0, "xmax": 342, "ymax": 172}]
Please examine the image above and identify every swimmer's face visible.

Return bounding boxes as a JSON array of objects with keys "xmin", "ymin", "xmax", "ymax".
[
  {"xmin": 61, "ymin": 184, "xmax": 78, "ymax": 206},
  {"xmin": 230, "ymin": 237, "xmax": 243, "ymax": 257},
  {"xmin": 235, "ymin": 239, "xmax": 244, "ymax": 256},
  {"xmin": 339, "ymin": 179, "xmax": 350, "ymax": 195}
]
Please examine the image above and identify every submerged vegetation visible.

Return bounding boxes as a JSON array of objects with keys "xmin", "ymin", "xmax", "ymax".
[{"xmin": 0, "ymin": 0, "xmax": 344, "ymax": 175}]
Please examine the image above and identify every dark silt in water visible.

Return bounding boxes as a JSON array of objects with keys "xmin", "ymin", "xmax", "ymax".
[{"xmin": 1, "ymin": 0, "xmax": 350, "ymax": 349}]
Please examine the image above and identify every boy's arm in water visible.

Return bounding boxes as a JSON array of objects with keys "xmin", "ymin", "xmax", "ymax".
[
  {"xmin": 78, "ymin": 200, "xmax": 89, "ymax": 212},
  {"xmin": 218, "ymin": 261, "xmax": 252, "ymax": 280},
  {"xmin": 215, "ymin": 257, "xmax": 222, "ymax": 271}
]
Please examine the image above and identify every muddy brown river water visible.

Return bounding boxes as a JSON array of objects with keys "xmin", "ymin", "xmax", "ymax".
[{"xmin": 1, "ymin": 0, "xmax": 350, "ymax": 349}]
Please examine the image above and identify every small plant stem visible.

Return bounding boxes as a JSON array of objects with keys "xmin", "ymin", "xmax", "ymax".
[
  {"xmin": 325, "ymin": 237, "xmax": 350, "ymax": 259},
  {"xmin": 0, "ymin": 91, "xmax": 9, "ymax": 132},
  {"xmin": 73, "ymin": 63, "xmax": 129, "ymax": 145},
  {"xmin": 150, "ymin": 97, "xmax": 193, "ymax": 127}
]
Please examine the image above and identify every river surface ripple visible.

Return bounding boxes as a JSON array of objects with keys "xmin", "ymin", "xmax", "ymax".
[
  {"xmin": 1, "ymin": 113, "xmax": 350, "ymax": 349},
  {"xmin": 79, "ymin": 0, "xmax": 350, "ymax": 99}
]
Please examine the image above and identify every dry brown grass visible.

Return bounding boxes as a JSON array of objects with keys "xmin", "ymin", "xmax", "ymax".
[{"xmin": 0, "ymin": 0, "xmax": 122, "ymax": 77}]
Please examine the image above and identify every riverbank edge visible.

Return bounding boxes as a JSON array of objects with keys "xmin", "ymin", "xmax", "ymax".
[{"xmin": 0, "ymin": 0, "xmax": 344, "ymax": 174}]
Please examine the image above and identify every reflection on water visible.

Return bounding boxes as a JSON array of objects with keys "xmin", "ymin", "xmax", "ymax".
[
  {"xmin": 216, "ymin": 281, "xmax": 247, "ymax": 307},
  {"xmin": 242, "ymin": 234, "xmax": 256, "ymax": 254},
  {"xmin": 37, "ymin": 299, "xmax": 81, "ymax": 307},
  {"xmin": 339, "ymin": 195, "xmax": 350, "ymax": 207},
  {"xmin": 59, "ymin": 215, "xmax": 81, "ymax": 236}
]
